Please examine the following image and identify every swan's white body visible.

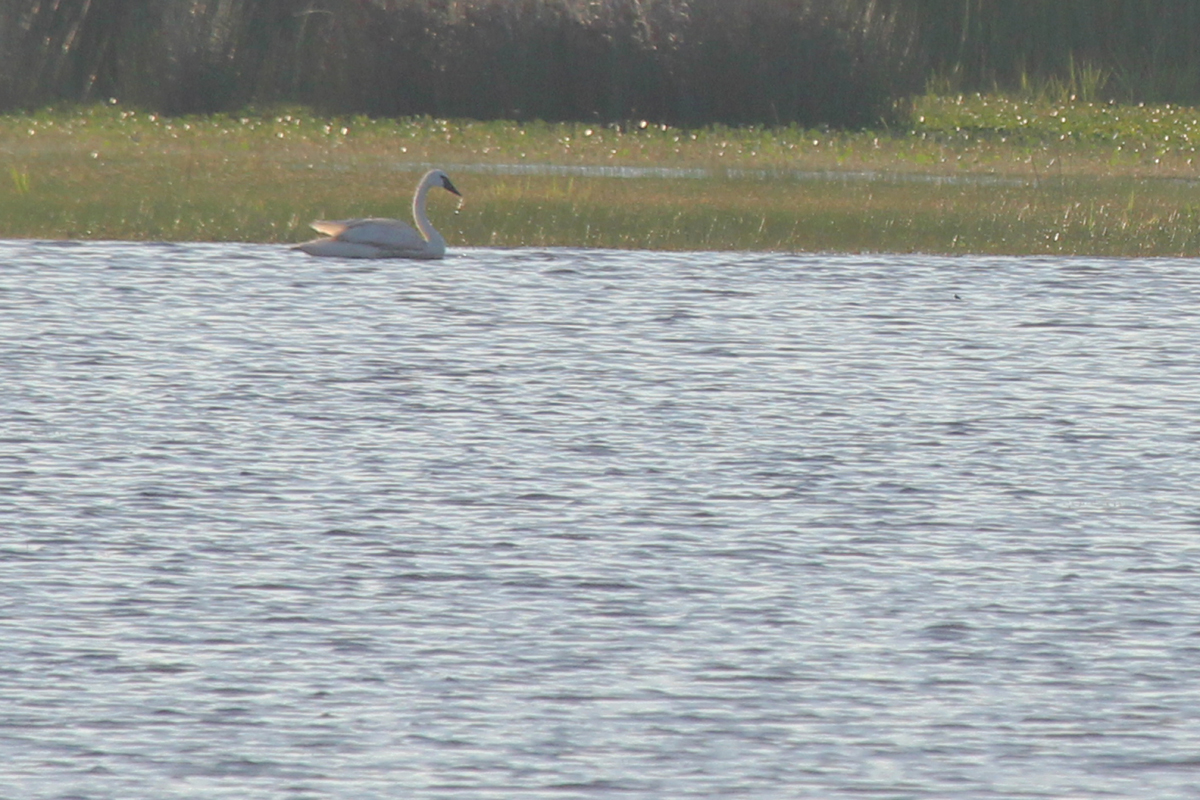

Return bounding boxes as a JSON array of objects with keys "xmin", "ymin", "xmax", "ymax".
[{"xmin": 295, "ymin": 169, "xmax": 461, "ymax": 259}]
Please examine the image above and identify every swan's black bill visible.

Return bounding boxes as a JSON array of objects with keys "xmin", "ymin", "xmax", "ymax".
[{"xmin": 442, "ymin": 176, "xmax": 462, "ymax": 196}]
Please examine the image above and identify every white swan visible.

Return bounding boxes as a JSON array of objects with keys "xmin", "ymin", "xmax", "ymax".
[{"xmin": 294, "ymin": 169, "xmax": 461, "ymax": 259}]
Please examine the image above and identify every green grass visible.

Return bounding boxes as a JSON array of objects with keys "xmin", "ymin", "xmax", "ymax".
[{"xmin": 3, "ymin": 99, "xmax": 1200, "ymax": 254}]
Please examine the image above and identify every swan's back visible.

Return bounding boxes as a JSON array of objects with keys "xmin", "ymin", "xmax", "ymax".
[
  {"xmin": 311, "ymin": 218, "xmax": 426, "ymax": 250},
  {"xmin": 295, "ymin": 217, "xmax": 445, "ymax": 259}
]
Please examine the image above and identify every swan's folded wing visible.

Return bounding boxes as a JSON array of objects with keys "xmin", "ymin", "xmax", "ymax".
[
  {"xmin": 311, "ymin": 218, "xmax": 426, "ymax": 250},
  {"xmin": 309, "ymin": 219, "xmax": 351, "ymax": 237}
]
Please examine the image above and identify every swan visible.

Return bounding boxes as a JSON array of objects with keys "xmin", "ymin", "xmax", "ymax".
[{"xmin": 294, "ymin": 169, "xmax": 461, "ymax": 259}]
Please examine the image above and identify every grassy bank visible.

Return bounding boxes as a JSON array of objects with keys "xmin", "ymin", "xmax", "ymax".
[{"xmin": 3, "ymin": 96, "xmax": 1200, "ymax": 255}]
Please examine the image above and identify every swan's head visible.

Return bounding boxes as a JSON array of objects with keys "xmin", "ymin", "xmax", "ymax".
[{"xmin": 430, "ymin": 169, "xmax": 461, "ymax": 197}]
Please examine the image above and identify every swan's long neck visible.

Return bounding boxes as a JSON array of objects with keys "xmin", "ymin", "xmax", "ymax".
[{"xmin": 412, "ymin": 174, "xmax": 446, "ymax": 257}]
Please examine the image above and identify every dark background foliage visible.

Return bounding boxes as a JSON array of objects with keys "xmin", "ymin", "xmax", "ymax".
[{"xmin": 2, "ymin": 0, "xmax": 1197, "ymax": 125}]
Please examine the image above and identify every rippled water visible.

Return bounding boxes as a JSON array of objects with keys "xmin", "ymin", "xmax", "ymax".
[{"xmin": 3, "ymin": 240, "xmax": 1199, "ymax": 799}]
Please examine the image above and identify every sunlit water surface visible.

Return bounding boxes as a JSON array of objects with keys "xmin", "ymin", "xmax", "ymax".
[{"xmin": 2, "ymin": 241, "xmax": 1199, "ymax": 799}]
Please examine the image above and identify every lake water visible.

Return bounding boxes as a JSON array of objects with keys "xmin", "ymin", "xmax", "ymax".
[{"xmin": 2, "ymin": 240, "xmax": 1199, "ymax": 799}]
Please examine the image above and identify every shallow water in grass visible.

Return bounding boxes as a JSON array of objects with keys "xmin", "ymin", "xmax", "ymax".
[
  {"xmin": 2, "ymin": 241, "xmax": 1200, "ymax": 799},
  {"xmin": 388, "ymin": 160, "xmax": 1031, "ymax": 186}
]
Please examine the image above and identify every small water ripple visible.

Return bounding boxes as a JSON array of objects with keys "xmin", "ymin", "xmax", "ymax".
[{"xmin": 1, "ymin": 241, "xmax": 1199, "ymax": 798}]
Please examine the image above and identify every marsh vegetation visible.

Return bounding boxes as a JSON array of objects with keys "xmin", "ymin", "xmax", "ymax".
[
  {"xmin": 0, "ymin": 0, "xmax": 917, "ymax": 127},
  {"xmin": 5, "ymin": 96, "xmax": 1200, "ymax": 255},
  {"xmin": 6, "ymin": 1, "xmax": 1200, "ymax": 125}
]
